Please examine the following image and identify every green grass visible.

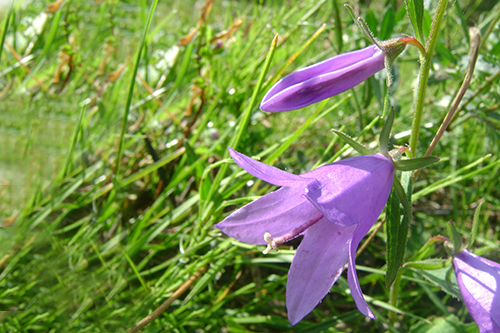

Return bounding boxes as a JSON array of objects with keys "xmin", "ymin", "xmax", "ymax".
[{"xmin": 1, "ymin": 0, "xmax": 499, "ymax": 332}]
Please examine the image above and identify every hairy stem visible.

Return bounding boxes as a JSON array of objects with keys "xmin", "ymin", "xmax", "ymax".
[{"xmin": 409, "ymin": 0, "xmax": 449, "ymax": 158}]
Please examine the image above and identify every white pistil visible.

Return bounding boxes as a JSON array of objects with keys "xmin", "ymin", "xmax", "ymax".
[
  {"xmin": 263, "ymin": 232, "xmax": 278, "ymax": 254},
  {"xmin": 262, "ymin": 213, "xmax": 324, "ymax": 255}
]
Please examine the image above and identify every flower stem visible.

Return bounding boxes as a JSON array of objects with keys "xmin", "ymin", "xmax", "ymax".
[
  {"xmin": 424, "ymin": 28, "xmax": 480, "ymax": 158},
  {"xmin": 382, "ymin": 80, "xmax": 390, "ymax": 119},
  {"xmin": 409, "ymin": 0, "xmax": 449, "ymax": 158},
  {"xmin": 388, "ymin": 270, "xmax": 402, "ymax": 324}
]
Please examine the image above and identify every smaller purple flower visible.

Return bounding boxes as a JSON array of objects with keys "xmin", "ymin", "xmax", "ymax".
[
  {"xmin": 260, "ymin": 37, "xmax": 414, "ymax": 112},
  {"xmin": 260, "ymin": 45, "xmax": 385, "ymax": 112},
  {"xmin": 453, "ymin": 250, "xmax": 500, "ymax": 333},
  {"xmin": 216, "ymin": 147, "xmax": 395, "ymax": 325}
]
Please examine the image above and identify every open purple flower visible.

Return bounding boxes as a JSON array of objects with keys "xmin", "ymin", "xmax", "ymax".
[
  {"xmin": 453, "ymin": 250, "xmax": 500, "ymax": 332},
  {"xmin": 216, "ymin": 147, "xmax": 395, "ymax": 325},
  {"xmin": 260, "ymin": 45, "xmax": 385, "ymax": 112}
]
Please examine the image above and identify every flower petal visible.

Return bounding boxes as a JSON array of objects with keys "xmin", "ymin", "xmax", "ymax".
[
  {"xmin": 215, "ymin": 186, "xmax": 319, "ymax": 245},
  {"xmin": 303, "ymin": 154, "xmax": 394, "ymax": 227},
  {"xmin": 286, "ymin": 218, "xmax": 356, "ymax": 326},
  {"xmin": 347, "ymin": 223, "xmax": 375, "ymax": 319},
  {"xmin": 454, "ymin": 250, "xmax": 500, "ymax": 332},
  {"xmin": 260, "ymin": 45, "xmax": 385, "ymax": 112},
  {"xmin": 229, "ymin": 147, "xmax": 310, "ymax": 187}
]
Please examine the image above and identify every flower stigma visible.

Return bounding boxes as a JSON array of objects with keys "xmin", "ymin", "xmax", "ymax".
[{"xmin": 262, "ymin": 213, "xmax": 324, "ymax": 254}]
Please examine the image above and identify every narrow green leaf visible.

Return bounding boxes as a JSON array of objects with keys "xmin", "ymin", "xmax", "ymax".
[
  {"xmin": 394, "ymin": 156, "xmax": 439, "ymax": 171},
  {"xmin": 447, "ymin": 221, "xmax": 463, "ymax": 253},
  {"xmin": 405, "ymin": 0, "xmax": 424, "ymax": 44},
  {"xmin": 385, "ymin": 188, "xmax": 404, "ymax": 288},
  {"xmin": 122, "ymin": 249, "xmax": 149, "ymax": 292},
  {"xmin": 379, "ymin": 107, "xmax": 394, "ymax": 154},
  {"xmin": 386, "ymin": 171, "xmax": 412, "ymax": 287},
  {"xmin": 470, "ymin": 199, "xmax": 485, "ymax": 247},
  {"xmin": 331, "ymin": 129, "xmax": 374, "ymax": 155}
]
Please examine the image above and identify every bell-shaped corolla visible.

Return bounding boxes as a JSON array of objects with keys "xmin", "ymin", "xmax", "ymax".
[{"xmin": 216, "ymin": 148, "xmax": 395, "ymax": 325}]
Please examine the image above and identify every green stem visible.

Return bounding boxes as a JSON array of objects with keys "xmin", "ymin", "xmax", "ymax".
[
  {"xmin": 388, "ymin": 270, "xmax": 403, "ymax": 324},
  {"xmin": 382, "ymin": 82, "xmax": 390, "ymax": 119},
  {"xmin": 409, "ymin": 0, "xmax": 449, "ymax": 158}
]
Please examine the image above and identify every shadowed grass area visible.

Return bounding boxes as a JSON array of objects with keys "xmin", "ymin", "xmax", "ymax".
[{"xmin": 0, "ymin": 0, "xmax": 499, "ymax": 332}]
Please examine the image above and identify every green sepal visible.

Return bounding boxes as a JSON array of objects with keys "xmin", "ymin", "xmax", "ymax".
[
  {"xmin": 379, "ymin": 107, "xmax": 394, "ymax": 154},
  {"xmin": 447, "ymin": 221, "xmax": 463, "ymax": 253},
  {"xmin": 344, "ymin": 4, "xmax": 380, "ymax": 48},
  {"xmin": 331, "ymin": 129, "xmax": 374, "ymax": 155},
  {"xmin": 403, "ymin": 258, "xmax": 451, "ymax": 270},
  {"xmin": 394, "ymin": 156, "xmax": 439, "ymax": 171},
  {"xmin": 344, "ymin": 4, "xmax": 368, "ymax": 40}
]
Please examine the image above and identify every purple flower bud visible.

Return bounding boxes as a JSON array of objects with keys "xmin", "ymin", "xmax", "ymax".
[
  {"xmin": 216, "ymin": 148, "xmax": 395, "ymax": 325},
  {"xmin": 260, "ymin": 45, "xmax": 385, "ymax": 112},
  {"xmin": 453, "ymin": 250, "xmax": 500, "ymax": 332}
]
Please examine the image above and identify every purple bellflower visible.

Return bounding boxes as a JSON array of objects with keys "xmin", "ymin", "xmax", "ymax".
[
  {"xmin": 261, "ymin": 45, "xmax": 385, "ymax": 112},
  {"xmin": 453, "ymin": 249, "xmax": 500, "ymax": 332},
  {"xmin": 260, "ymin": 38, "xmax": 414, "ymax": 112},
  {"xmin": 216, "ymin": 148, "xmax": 395, "ymax": 325}
]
